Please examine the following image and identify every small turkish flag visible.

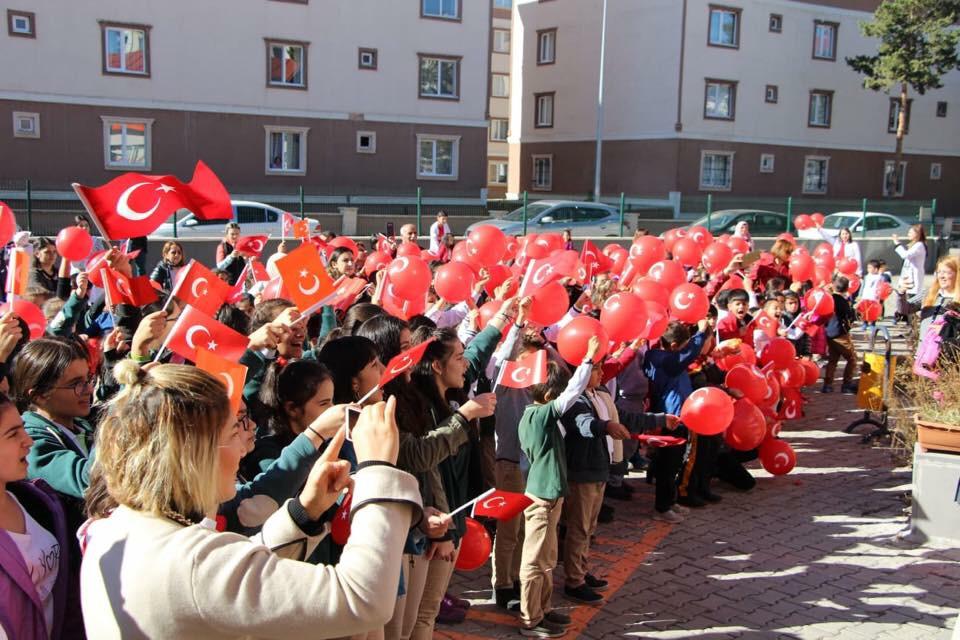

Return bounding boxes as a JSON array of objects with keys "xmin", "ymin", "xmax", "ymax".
[
  {"xmin": 376, "ymin": 234, "xmax": 394, "ymax": 255},
  {"xmin": 249, "ymin": 260, "xmax": 270, "ymax": 283},
  {"xmin": 259, "ymin": 275, "xmax": 290, "ymax": 302},
  {"xmin": 100, "ymin": 267, "xmax": 158, "ymax": 307},
  {"xmin": 276, "ymin": 243, "xmax": 336, "ymax": 314},
  {"xmin": 498, "ymin": 350, "xmax": 548, "ymax": 389},
  {"xmin": 73, "ymin": 161, "xmax": 231, "ymax": 241},
  {"xmin": 234, "ymin": 235, "xmax": 269, "ymax": 258},
  {"xmin": 579, "ymin": 239, "xmax": 610, "ymax": 282},
  {"xmin": 518, "ymin": 251, "xmax": 578, "ymax": 298},
  {"xmin": 748, "ymin": 309, "xmax": 780, "ymax": 339},
  {"xmin": 330, "ymin": 276, "xmax": 368, "ymax": 313},
  {"xmin": 380, "ymin": 338, "xmax": 436, "ymax": 387},
  {"xmin": 281, "ymin": 212, "xmax": 296, "ymax": 237},
  {"xmin": 293, "ymin": 219, "xmax": 310, "ymax": 239},
  {"xmin": 170, "ymin": 260, "xmax": 230, "ymax": 316},
  {"xmin": 195, "ymin": 347, "xmax": 247, "ymax": 415},
  {"xmin": 471, "ymin": 489, "xmax": 533, "ymax": 521},
  {"xmin": 162, "ymin": 304, "xmax": 249, "ymax": 363},
  {"xmin": 331, "ymin": 491, "xmax": 353, "ymax": 545},
  {"xmin": 5, "ymin": 248, "xmax": 30, "ymax": 297}
]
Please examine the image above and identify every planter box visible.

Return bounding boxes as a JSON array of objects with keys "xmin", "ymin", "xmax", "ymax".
[
  {"xmin": 916, "ymin": 416, "xmax": 960, "ymax": 454},
  {"xmin": 908, "ymin": 443, "xmax": 960, "ymax": 544}
]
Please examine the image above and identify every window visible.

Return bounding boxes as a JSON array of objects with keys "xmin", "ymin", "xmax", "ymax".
[
  {"xmin": 708, "ymin": 6, "xmax": 740, "ymax": 48},
  {"xmin": 421, "ymin": 0, "xmax": 460, "ymax": 20},
  {"xmin": 760, "ymin": 153, "xmax": 775, "ymax": 173},
  {"xmin": 417, "ymin": 134, "xmax": 460, "ymax": 179},
  {"xmin": 492, "ymin": 73, "xmax": 509, "ymax": 98},
  {"xmin": 419, "ymin": 54, "xmax": 460, "ymax": 99},
  {"xmin": 494, "ymin": 0, "xmax": 512, "ymax": 8},
  {"xmin": 808, "ymin": 90, "xmax": 833, "ymax": 128},
  {"xmin": 700, "ymin": 151, "xmax": 734, "ymax": 190},
  {"xmin": 930, "ymin": 162, "xmax": 942, "ymax": 180},
  {"xmin": 803, "ymin": 156, "xmax": 829, "ymax": 194},
  {"xmin": 7, "ymin": 10, "xmax": 35, "ymax": 37},
  {"xmin": 358, "ymin": 48, "xmax": 377, "ymax": 70},
  {"xmin": 888, "ymin": 98, "xmax": 912, "ymax": 134},
  {"xmin": 12, "ymin": 111, "xmax": 39, "ymax": 138},
  {"xmin": 267, "ymin": 40, "xmax": 307, "ymax": 88},
  {"xmin": 704, "ymin": 80, "xmax": 736, "ymax": 120},
  {"xmin": 769, "ymin": 14, "xmax": 782, "ymax": 33},
  {"xmin": 236, "ymin": 206, "xmax": 268, "ymax": 225},
  {"xmin": 489, "ymin": 161, "xmax": 508, "ymax": 184},
  {"xmin": 883, "ymin": 161, "xmax": 906, "ymax": 197},
  {"xmin": 493, "ymin": 29, "xmax": 510, "ymax": 54},
  {"xmin": 102, "ymin": 117, "xmax": 152, "ymax": 170},
  {"xmin": 356, "ymin": 131, "xmax": 376, "ymax": 154},
  {"xmin": 812, "ymin": 21, "xmax": 838, "ymax": 61},
  {"xmin": 937, "ymin": 101, "xmax": 948, "ymax": 118},
  {"xmin": 765, "ymin": 85, "xmax": 778, "ymax": 104},
  {"xmin": 532, "ymin": 155, "xmax": 553, "ymax": 190},
  {"xmin": 537, "ymin": 29, "xmax": 556, "ymax": 65},
  {"xmin": 573, "ymin": 207, "xmax": 609, "ymax": 222},
  {"xmin": 490, "ymin": 118, "xmax": 509, "ymax": 141},
  {"xmin": 265, "ymin": 126, "xmax": 308, "ymax": 175},
  {"xmin": 535, "ymin": 92, "xmax": 555, "ymax": 128},
  {"xmin": 101, "ymin": 23, "xmax": 150, "ymax": 76}
]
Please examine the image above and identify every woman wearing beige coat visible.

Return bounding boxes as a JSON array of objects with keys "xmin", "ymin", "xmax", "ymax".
[{"xmin": 80, "ymin": 361, "xmax": 422, "ymax": 640}]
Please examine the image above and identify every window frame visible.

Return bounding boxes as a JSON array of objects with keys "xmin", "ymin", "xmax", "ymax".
[
  {"xmin": 416, "ymin": 134, "xmax": 461, "ymax": 181},
  {"xmin": 356, "ymin": 131, "xmax": 377, "ymax": 154},
  {"xmin": 491, "ymin": 72, "xmax": 510, "ymax": 98},
  {"xmin": 417, "ymin": 53, "xmax": 462, "ymax": 101},
  {"xmin": 531, "ymin": 154, "xmax": 553, "ymax": 191},
  {"xmin": 936, "ymin": 101, "xmax": 948, "ymax": 118},
  {"xmin": 489, "ymin": 118, "xmax": 509, "ymax": 142},
  {"xmin": 101, "ymin": 116, "xmax": 154, "ymax": 171},
  {"xmin": 765, "ymin": 84, "xmax": 778, "ymax": 104},
  {"xmin": 100, "ymin": 21, "xmax": 151, "ymax": 77},
  {"xmin": 420, "ymin": 0, "xmax": 462, "ymax": 22},
  {"xmin": 760, "ymin": 153, "xmax": 775, "ymax": 174},
  {"xmin": 358, "ymin": 47, "xmax": 378, "ymax": 70},
  {"xmin": 882, "ymin": 160, "xmax": 907, "ymax": 198},
  {"xmin": 930, "ymin": 162, "xmax": 942, "ymax": 181},
  {"xmin": 707, "ymin": 5, "xmax": 741, "ymax": 49},
  {"xmin": 488, "ymin": 160, "xmax": 508, "ymax": 185},
  {"xmin": 769, "ymin": 13, "xmax": 782, "ymax": 33},
  {"xmin": 264, "ymin": 125, "xmax": 309, "ymax": 176},
  {"xmin": 812, "ymin": 20, "xmax": 838, "ymax": 61},
  {"xmin": 703, "ymin": 79, "xmax": 737, "ymax": 121},
  {"xmin": 537, "ymin": 28, "xmax": 557, "ymax": 65},
  {"xmin": 534, "ymin": 91, "xmax": 555, "ymax": 129},
  {"xmin": 265, "ymin": 39, "xmax": 308, "ymax": 89},
  {"xmin": 12, "ymin": 111, "xmax": 39, "ymax": 139},
  {"xmin": 493, "ymin": 28, "xmax": 511, "ymax": 54},
  {"xmin": 7, "ymin": 9, "xmax": 35, "ymax": 38},
  {"xmin": 699, "ymin": 150, "xmax": 735, "ymax": 191},
  {"xmin": 887, "ymin": 98, "xmax": 912, "ymax": 134},
  {"xmin": 808, "ymin": 89, "xmax": 833, "ymax": 128},
  {"xmin": 802, "ymin": 155, "xmax": 830, "ymax": 195}
]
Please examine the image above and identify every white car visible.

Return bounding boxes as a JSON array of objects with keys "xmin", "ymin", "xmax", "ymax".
[
  {"xmin": 796, "ymin": 211, "xmax": 913, "ymax": 240},
  {"xmin": 151, "ymin": 200, "xmax": 321, "ymax": 239}
]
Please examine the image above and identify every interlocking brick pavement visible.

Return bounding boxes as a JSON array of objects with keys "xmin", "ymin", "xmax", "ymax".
[{"xmin": 441, "ymin": 323, "xmax": 960, "ymax": 639}]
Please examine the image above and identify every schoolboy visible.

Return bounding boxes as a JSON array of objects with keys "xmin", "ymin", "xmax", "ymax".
[
  {"xmin": 716, "ymin": 289, "xmax": 751, "ymax": 342},
  {"xmin": 823, "ymin": 276, "xmax": 859, "ymax": 394}
]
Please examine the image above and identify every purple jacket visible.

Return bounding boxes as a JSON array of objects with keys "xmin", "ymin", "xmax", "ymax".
[{"xmin": 0, "ymin": 479, "xmax": 84, "ymax": 640}]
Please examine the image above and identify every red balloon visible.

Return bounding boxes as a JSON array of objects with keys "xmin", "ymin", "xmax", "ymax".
[
  {"xmin": 330, "ymin": 492, "xmax": 352, "ymax": 545},
  {"xmin": 455, "ymin": 517, "xmax": 493, "ymax": 571},
  {"xmin": 629, "ymin": 235, "xmax": 666, "ymax": 276},
  {"xmin": 483, "ymin": 264, "xmax": 513, "ymax": 297},
  {"xmin": 789, "ymin": 253, "xmax": 815, "ymax": 282},
  {"xmin": 0, "ymin": 202, "xmax": 16, "ymax": 246},
  {"xmin": 56, "ymin": 226, "xmax": 93, "ymax": 261},
  {"xmin": 716, "ymin": 342, "xmax": 757, "ymax": 371},
  {"xmin": 757, "ymin": 373, "xmax": 781, "ymax": 409},
  {"xmin": 778, "ymin": 360, "xmax": 805, "ymax": 388},
  {"xmin": 680, "ymin": 387, "xmax": 735, "ymax": 436},
  {"xmin": 451, "ymin": 242, "xmax": 483, "ymax": 275},
  {"xmin": 558, "ymin": 316, "xmax": 609, "ymax": 365},
  {"xmin": 725, "ymin": 364, "xmax": 769, "ymax": 404},
  {"xmin": 672, "ymin": 238, "xmax": 703, "ymax": 268},
  {"xmin": 687, "ymin": 225, "xmax": 713, "ymax": 249},
  {"xmin": 811, "ymin": 213, "xmax": 825, "ymax": 226},
  {"xmin": 836, "ymin": 257, "xmax": 858, "ymax": 275},
  {"xmin": 363, "ymin": 251, "xmax": 392, "ymax": 276},
  {"xmin": 759, "ymin": 337, "xmax": 796, "ymax": 370},
  {"xmin": 534, "ymin": 233, "xmax": 564, "ymax": 255},
  {"xmin": 669, "ymin": 283, "xmax": 709, "ymax": 323},
  {"xmin": 523, "ymin": 235, "xmax": 548, "ymax": 260},
  {"xmin": 396, "ymin": 242, "xmax": 422, "ymax": 258},
  {"xmin": 504, "ymin": 235, "xmax": 520, "ymax": 260},
  {"xmin": 434, "ymin": 261, "xmax": 476, "ymax": 303},
  {"xmin": 328, "ymin": 236, "xmax": 359, "ymax": 257},
  {"xmin": 719, "ymin": 274, "xmax": 745, "ymax": 293},
  {"xmin": 793, "ymin": 214, "xmax": 813, "ymax": 230},
  {"xmin": 725, "ymin": 399, "xmax": 766, "ymax": 451},
  {"xmin": 641, "ymin": 301, "xmax": 670, "ymax": 342},
  {"xmin": 600, "ymin": 292, "xmax": 648, "ymax": 343},
  {"xmin": 648, "ymin": 260, "xmax": 686, "ymax": 290},
  {"xmin": 477, "ymin": 300, "xmax": 500, "ymax": 329},
  {"xmin": 605, "ymin": 246, "xmax": 628, "ymax": 275},
  {"xmin": 778, "ymin": 232, "xmax": 796, "ymax": 245},
  {"xmin": 662, "ymin": 228, "xmax": 682, "ymax": 253},
  {"xmin": 726, "ymin": 236, "xmax": 750, "ymax": 255},
  {"xmin": 814, "ymin": 253, "xmax": 835, "ymax": 274},
  {"xmin": 779, "ymin": 388, "xmax": 805, "ymax": 421},
  {"xmin": 631, "ymin": 278, "xmax": 670, "ymax": 309},
  {"xmin": 1, "ymin": 299, "xmax": 45, "ymax": 339},
  {"xmin": 813, "ymin": 242, "xmax": 834, "ymax": 259},
  {"xmin": 702, "ymin": 242, "xmax": 733, "ymax": 275},
  {"xmin": 813, "ymin": 265, "xmax": 833, "ymax": 286},
  {"xmin": 847, "ymin": 274, "xmax": 861, "ymax": 295},
  {"xmin": 467, "ymin": 225, "xmax": 508, "ymax": 266},
  {"xmin": 759, "ymin": 438, "xmax": 797, "ymax": 475},
  {"xmin": 805, "ymin": 288, "xmax": 835, "ymax": 316},
  {"xmin": 856, "ymin": 299, "xmax": 882, "ymax": 323},
  {"xmin": 528, "ymin": 281, "xmax": 568, "ymax": 326},
  {"xmin": 387, "ymin": 256, "xmax": 431, "ymax": 299},
  {"xmin": 799, "ymin": 358, "xmax": 820, "ymax": 386},
  {"xmin": 876, "ymin": 281, "xmax": 893, "ymax": 301}
]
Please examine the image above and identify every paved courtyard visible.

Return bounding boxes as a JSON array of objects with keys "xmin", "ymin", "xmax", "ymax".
[{"xmin": 445, "ymin": 326, "xmax": 960, "ymax": 639}]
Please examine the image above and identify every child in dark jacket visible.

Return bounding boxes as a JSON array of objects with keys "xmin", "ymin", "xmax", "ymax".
[{"xmin": 823, "ymin": 276, "xmax": 858, "ymax": 394}]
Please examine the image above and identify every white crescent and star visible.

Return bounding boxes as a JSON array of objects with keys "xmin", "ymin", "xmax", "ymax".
[
  {"xmin": 510, "ymin": 367, "xmax": 531, "ymax": 384},
  {"xmin": 393, "ymin": 257, "xmax": 410, "ymax": 272},
  {"xmin": 531, "ymin": 263, "xmax": 553, "ymax": 285},
  {"xmin": 482, "ymin": 496, "xmax": 507, "ymax": 510},
  {"xmin": 650, "ymin": 264, "xmax": 664, "ymax": 279},
  {"xmin": 115, "ymin": 278, "xmax": 130, "ymax": 297},
  {"xmin": 220, "ymin": 372, "xmax": 235, "ymax": 399},
  {"xmin": 773, "ymin": 452, "xmax": 791, "ymax": 468},
  {"xmin": 185, "ymin": 325, "xmax": 211, "ymax": 350},
  {"xmin": 116, "ymin": 182, "xmax": 174, "ymax": 221},
  {"xmin": 191, "ymin": 277, "xmax": 209, "ymax": 298},
  {"xmin": 298, "ymin": 269, "xmax": 321, "ymax": 296},
  {"xmin": 673, "ymin": 292, "xmax": 696, "ymax": 310},
  {"xmin": 390, "ymin": 354, "xmax": 413, "ymax": 375}
]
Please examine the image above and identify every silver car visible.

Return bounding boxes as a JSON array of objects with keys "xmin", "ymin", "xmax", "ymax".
[
  {"xmin": 796, "ymin": 211, "xmax": 913, "ymax": 240},
  {"xmin": 471, "ymin": 200, "xmax": 625, "ymax": 237},
  {"xmin": 152, "ymin": 200, "xmax": 321, "ymax": 238}
]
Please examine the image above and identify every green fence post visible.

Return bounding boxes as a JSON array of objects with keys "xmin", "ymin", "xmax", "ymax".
[
  {"xmin": 860, "ymin": 198, "xmax": 867, "ymax": 239},
  {"xmin": 618, "ymin": 192, "xmax": 625, "ymax": 237},
  {"xmin": 25, "ymin": 178, "xmax": 33, "ymax": 233},
  {"xmin": 786, "ymin": 196, "xmax": 793, "ymax": 231},
  {"xmin": 706, "ymin": 193, "xmax": 713, "ymax": 230},
  {"xmin": 930, "ymin": 198, "xmax": 937, "ymax": 237},
  {"xmin": 522, "ymin": 191, "xmax": 529, "ymax": 236},
  {"xmin": 416, "ymin": 187, "xmax": 423, "ymax": 237},
  {"xmin": 173, "ymin": 210, "xmax": 178, "ymax": 239},
  {"xmin": 299, "ymin": 185, "xmax": 305, "ymax": 219}
]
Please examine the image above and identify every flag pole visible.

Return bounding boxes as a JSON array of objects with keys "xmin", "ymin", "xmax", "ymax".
[
  {"xmin": 448, "ymin": 488, "xmax": 495, "ymax": 518},
  {"xmin": 71, "ymin": 183, "xmax": 113, "ymax": 242}
]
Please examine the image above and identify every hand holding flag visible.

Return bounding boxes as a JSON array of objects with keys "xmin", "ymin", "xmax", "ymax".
[{"xmin": 496, "ymin": 350, "xmax": 548, "ymax": 389}]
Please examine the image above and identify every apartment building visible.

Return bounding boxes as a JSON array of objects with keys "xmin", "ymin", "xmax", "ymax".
[
  {"xmin": 1, "ymin": 0, "xmax": 491, "ymax": 196},
  {"xmin": 508, "ymin": 0, "xmax": 960, "ymax": 210},
  {"xmin": 487, "ymin": 0, "xmax": 513, "ymax": 198}
]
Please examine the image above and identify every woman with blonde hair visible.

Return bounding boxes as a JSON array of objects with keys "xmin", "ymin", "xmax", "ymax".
[
  {"xmin": 748, "ymin": 238, "xmax": 794, "ymax": 293},
  {"xmin": 919, "ymin": 255, "xmax": 959, "ymax": 338},
  {"xmin": 80, "ymin": 361, "xmax": 422, "ymax": 640}
]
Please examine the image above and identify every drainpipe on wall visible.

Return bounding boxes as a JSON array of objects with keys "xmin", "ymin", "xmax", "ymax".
[
  {"xmin": 674, "ymin": 0, "xmax": 688, "ymax": 202},
  {"xmin": 592, "ymin": 0, "xmax": 609, "ymax": 203}
]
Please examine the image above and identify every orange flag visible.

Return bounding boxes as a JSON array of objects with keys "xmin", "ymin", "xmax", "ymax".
[
  {"xmin": 5, "ymin": 248, "xmax": 30, "ymax": 297},
  {"xmin": 275, "ymin": 243, "xmax": 336, "ymax": 315},
  {"xmin": 195, "ymin": 347, "xmax": 247, "ymax": 415}
]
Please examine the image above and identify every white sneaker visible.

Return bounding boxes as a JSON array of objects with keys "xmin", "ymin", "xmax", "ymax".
[
  {"xmin": 653, "ymin": 509, "xmax": 684, "ymax": 523},
  {"xmin": 671, "ymin": 504, "xmax": 691, "ymax": 515}
]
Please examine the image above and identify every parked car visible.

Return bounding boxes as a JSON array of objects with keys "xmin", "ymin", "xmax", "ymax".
[
  {"xmin": 469, "ymin": 200, "xmax": 626, "ymax": 237},
  {"xmin": 151, "ymin": 200, "xmax": 321, "ymax": 238},
  {"xmin": 796, "ymin": 211, "xmax": 913, "ymax": 240},
  {"xmin": 686, "ymin": 209, "xmax": 792, "ymax": 235}
]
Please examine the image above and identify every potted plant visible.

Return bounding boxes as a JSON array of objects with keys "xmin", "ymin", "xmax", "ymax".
[{"xmin": 905, "ymin": 360, "xmax": 960, "ymax": 454}]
